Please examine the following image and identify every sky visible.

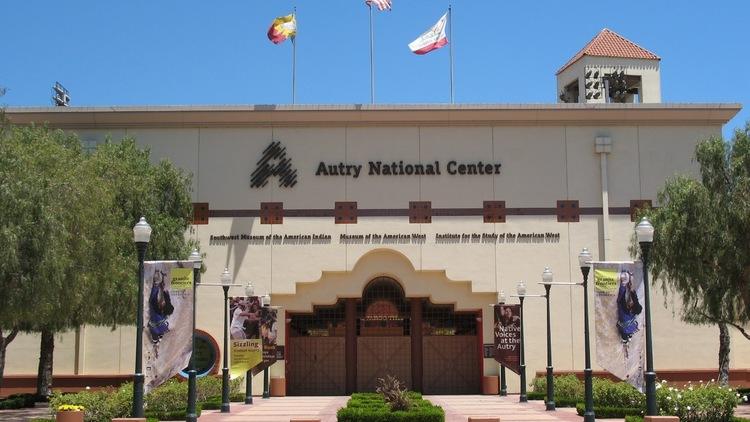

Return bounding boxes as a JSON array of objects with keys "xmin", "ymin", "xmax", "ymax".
[{"xmin": 2, "ymin": 0, "xmax": 748, "ymax": 137}]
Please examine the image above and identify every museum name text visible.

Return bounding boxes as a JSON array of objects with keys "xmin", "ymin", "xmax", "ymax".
[{"xmin": 315, "ymin": 160, "xmax": 502, "ymax": 178}]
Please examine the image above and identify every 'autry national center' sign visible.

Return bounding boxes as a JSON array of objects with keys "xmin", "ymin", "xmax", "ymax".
[
  {"xmin": 315, "ymin": 160, "xmax": 502, "ymax": 178},
  {"xmin": 250, "ymin": 141, "xmax": 501, "ymax": 188}
]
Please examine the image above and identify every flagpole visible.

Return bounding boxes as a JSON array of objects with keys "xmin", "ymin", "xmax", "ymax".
[
  {"xmin": 369, "ymin": 4, "xmax": 375, "ymax": 104},
  {"xmin": 448, "ymin": 4, "xmax": 455, "ymax": 104},
  {"xmin": 292, "ymin": 8, "xmax": 297, "ymax": 104}
]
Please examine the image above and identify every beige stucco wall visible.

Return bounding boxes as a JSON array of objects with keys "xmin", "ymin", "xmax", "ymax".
[{"xmin": 4, "ymin": 109, "xmax": 747, "ymax": 394}]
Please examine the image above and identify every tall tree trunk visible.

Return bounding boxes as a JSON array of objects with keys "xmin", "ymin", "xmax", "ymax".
[
  {"xmin": 718, "ymin": 322, "xmax": 730, "ymax": 386},
  {"xmin": 36, "ymin": 329, "xmax": 54, "ymax": 398},
  {"xmin": 0, "ymin": 327, "xmax": 20, "ymax": 392}
]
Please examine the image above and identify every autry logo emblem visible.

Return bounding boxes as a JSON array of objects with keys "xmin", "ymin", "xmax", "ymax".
[{"xmin": 250, "ymin": 141, "xmax": 298, "ymax": 188}]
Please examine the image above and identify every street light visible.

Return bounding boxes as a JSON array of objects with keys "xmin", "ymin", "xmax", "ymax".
[
  {"xmin": 132, "ymin": 217, "xmax": 152, "ymax": 418},
  {"xmin": 540, "ymin": 267, "xmax": 555, "ymax": 411},
  {"xmin": 498, "ymin": 290, "xmax": 507, "ymax": 397},
  {"xmin": 636, "ymin": 217, "xmax": 657, "ymax": 416},
  {"xmin": 220, "ymin": 268, "xmax": 233, "ymax": 412},
  {"xmin": 244, "ymin": 280, "xmax": 255, "ymax": 405},
  {"xmin": 578, "ymin": 247, "xmax": 595, "ymax": 422},
  {"xmin": 516, "ymin": 281, "xmax": 528, "ymax": 403},
  {"xmin": 535, "ymin": 267, "xmax": 580, "ymax": 412},
  {"xmin": 186, "ymin": 249, "xmax": 201, "ymax": 422},
  {"xmin": 262, "ymin": 294, "xmax": 271, "ymax": 399}
]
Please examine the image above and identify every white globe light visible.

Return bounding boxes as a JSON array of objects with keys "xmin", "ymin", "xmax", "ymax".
[
  {"xmin": 220, "ymin": 268, "xmax": 232, "ymax": 285},
  {"xmin": 132, "ymin": 217, "xmax": 152, "ymax": 243},
  {"xmin": 188, "ymin": 248, "xmax": 201, "ymax": 269},
  {"xmin": 578, "ymin": 247, "xmax": 593, "ymax": 268},
  {"xmin": 635, "ymin": 217, "xmax": 655, "ymax": 243},
  {"xmin": 542, "ymin": 267, "xmax": 553, "ymax": 284},
  {"xmin": 516, "ymin": 281, "xmax": 527, "ymax": 296}
]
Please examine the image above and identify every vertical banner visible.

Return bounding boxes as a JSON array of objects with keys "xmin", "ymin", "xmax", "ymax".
[
  {"xmin": 493, "ymin": 304, "xmax": 521, "ymax": 374},
  {"xmin": 229, "ymin": 296, "xmax": 262, "ymax": 378},
  {"xmin": 143, "ymin": 261, "xmax": 194, "ymax": 392},
  {"xmin": 260, "ymin": 306, "xmax": 279, "ymax": 364},
  {"xmin": 594, "ymin": 261, "xmax": 646, "ymax": 391}
]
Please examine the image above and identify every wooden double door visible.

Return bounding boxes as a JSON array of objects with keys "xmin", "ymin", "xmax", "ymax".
[
  {"xmin": 287, "ymin": 278, "xmax": 480, "ymax": 395},
  {"xmin": 356, "ymin": 336, "xmax": 411, "ymax": 391}
]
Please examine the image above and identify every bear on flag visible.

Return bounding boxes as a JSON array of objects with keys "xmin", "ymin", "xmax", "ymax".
[{"xmin": 408, "ymin": 12, "xmax": 448, "ymax": 55}]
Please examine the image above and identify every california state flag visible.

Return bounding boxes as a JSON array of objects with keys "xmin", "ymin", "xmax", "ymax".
[{"xmin": 408, "ymin": 12, "xmax": 448, "ymax": 55}]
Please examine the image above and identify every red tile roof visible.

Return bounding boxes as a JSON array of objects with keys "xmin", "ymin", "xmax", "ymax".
[{"xmin": 556, "ymin": 28, "xmax": 660, "ymax": 75}]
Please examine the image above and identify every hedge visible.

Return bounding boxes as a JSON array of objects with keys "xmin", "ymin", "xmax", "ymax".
[
  {"xmin": 575, "ymin": 403, "xmax": 644, "ymax": 418},
  {"xmin": 625, "ymin": 417, "xmax": 750, "ymax": 422},
  {"xmin": 144, "ymin": 404, "xmax": 201, "ymax": 421},
  {"xmin": 0, "ymin": 393, "xmax": 37, "ymax": 409},
  {"xmin": 337, "ymin": 392, "xmax": 444, "ymax": 422}
]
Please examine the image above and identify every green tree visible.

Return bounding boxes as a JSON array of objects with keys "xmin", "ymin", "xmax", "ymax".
[
  {"xmin": 641, "ymin": 123, "xmax": 750, "ymax": 385},
  {"xmin": 0, "ymin": 125, "xmax": 195, "ymax": 396}
]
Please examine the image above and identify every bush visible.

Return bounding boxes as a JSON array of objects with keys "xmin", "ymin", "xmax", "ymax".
[
  {"xmin": 530, "ymin": 374, "xmax": 584, "ymax": 402},
  {"xmin": 0, "ymin": 396, "xmax": 26, "ymax": 409},
  {"xmin": 144, "ymin": 404, "xmax": 201, "ymax": 421},
  {"xmin": 7, "ymin": 393, "xmax": 37, "ymax": 408},
  {"xmin": 593, "ymin": 378, "xmax": 645, "ymax": 409},
  {"xmin": 576, "ymin": 402, "xmax": 644, "ymax": 418},
  {"xmin": 49, "ymin": 383, "xmax": 132, "ymax": 422},
  {"xmin": 656, "ymin": 380, "xmax": 740, "ymax": 422},
  {"xmin": 201, "ymin": 396, "xmax": 223, "ymax": 410},
  {"xmin": 144, "ymin": 379, "xmax": 187, "ymax": 415},
  {"xmin": 0, "ymin": 393, "xmax": 38, "ymax": 409},
  {"xmin": 625, "ymin": 417, "xmax": 750, "ymax": 422},
  {"xmin": 376, "ymin": 375, "xmax": 411, "ymax": 411},
  {"xmin": 526, "ymin": 391, "xmax": 545, "ymax": 401},
  {"xmin": 337, "ymin": 392, "xmax": 444, "ymax": 422}
]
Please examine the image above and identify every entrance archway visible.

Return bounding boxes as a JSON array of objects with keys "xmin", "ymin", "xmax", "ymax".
[
  {"xmin": 286, "ymin": 274, "xmax": 481, "ymax": 395},
  {"xmin": 357, "ymin": 277, "xmax": 412, "ymax": 391}
]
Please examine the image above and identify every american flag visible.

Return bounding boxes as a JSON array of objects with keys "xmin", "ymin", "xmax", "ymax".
[{"xmin": 365, "ymin": 0, "xmax": 391, "ymax": 11}]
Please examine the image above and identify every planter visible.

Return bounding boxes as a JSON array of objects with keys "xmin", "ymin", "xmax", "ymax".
[
  {"xmin": 55, "ymin": 410, "xmax": 84, "ymax": 422},
  {"xmin": 270, "ymin": 377, "xmax": 286, "ymax": 396},
  {"xmin": 481, "ymin": 376, "xmax": 498, "ymax": 395}
]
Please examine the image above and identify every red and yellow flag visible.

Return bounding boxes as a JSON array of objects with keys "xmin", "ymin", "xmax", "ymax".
[{"xmin": 267, "ymin": 14, "xmax": 297, "ymax": 44}]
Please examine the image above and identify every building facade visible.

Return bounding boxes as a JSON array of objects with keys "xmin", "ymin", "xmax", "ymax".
[{"xmin": 4, "ymin": 30, "xmax": 748, "ymax": 395}]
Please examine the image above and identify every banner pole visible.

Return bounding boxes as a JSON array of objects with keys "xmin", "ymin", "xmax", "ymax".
[
  {"xmin": 369, "ymin": 4, "xmax": 375, "ymax": 104},
  {"xmin": 448, "ymin": 4, "xmax": 454, "ymax": 104},
  {"xmin": 292, "ymin": 8, "xmax": 297, "ymax": 104}
]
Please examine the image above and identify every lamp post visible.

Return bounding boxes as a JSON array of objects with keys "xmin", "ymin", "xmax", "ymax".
[
  {"xmin": 578, "ymin": 247, "xmax": 595, "ymax": 422},
  {"xmin": 509, "ymin": 281, "xmax": 548, "ymax": 403},
  {"xmin": 220, "ymin": 268, "xmax": 233, "ymax": 412},
  {"xmin": 516, "ymin": 281, "xmax": 528, "ymax": 402},
  {"xmin": 244, "ymin": 281, "xmax": 255, "ymax": 405},
  {"xmin": 186, "ymin": 249, "xmax": 201, "ymax": 422},
  {"xmin": 498, "ymin": 290, "xmax": 507, "ymax": 397},
  {"xmin": 541, "ymin": 267, "xmax": 555, "ymax": 411},
  {"xmin": 537, "ymin": 267, "xmax": 579, "ymax": 412},
  {"xmin": 132, "ymin": 217, "xmax": 152, "ymax": 418},
  {"xmin": 636, "ymin": 218, "xmax": 657, "ymax": 416},
  {"xmin": 262, "ymin": 294, "xmax": 271, "ymax": 399}
]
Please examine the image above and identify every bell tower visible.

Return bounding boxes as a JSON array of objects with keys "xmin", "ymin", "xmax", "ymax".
[{"xmin": 556, "ymin": 28, "xmax": 661, "ymax": 104}]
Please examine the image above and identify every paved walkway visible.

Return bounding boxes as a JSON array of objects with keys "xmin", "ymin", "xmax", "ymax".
[
  {"xmin": 3, "ymin": 396, "xmax": 747, "ymax": 422},
  {"xmin": 425, "ymin": 395, "xmax": 587, "ymax": 422},
  {"xmin": 199, "ymin": 396, "xmax": 348, "ymax": 422},
  {"xmin": 200, "ymin": 395, "xmax": 587, "ymax": 422},
  {"xmin": 0, "ymin": 402, "xmax": 53, "ymax": 422}
]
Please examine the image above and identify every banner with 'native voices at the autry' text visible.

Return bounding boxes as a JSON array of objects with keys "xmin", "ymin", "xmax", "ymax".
[
  {"xmin": 594, "ymin": 261, "xmax": 646, "ymax": 391},
  {"xmin": 493, "ymin": 304, "xmax": 521, "ymax": 374},
  {"xmin": 143, "ymin": 261, "xmax": 194, "ymax": 392}
]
